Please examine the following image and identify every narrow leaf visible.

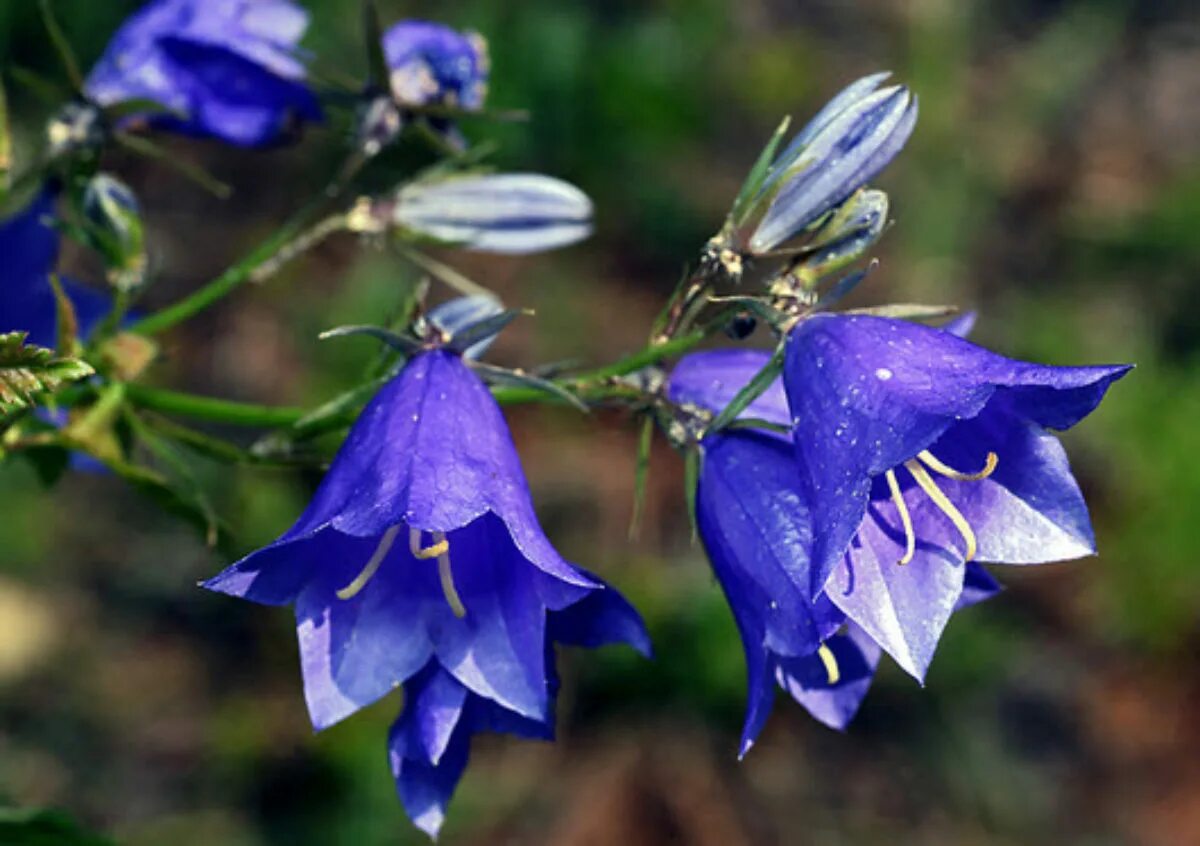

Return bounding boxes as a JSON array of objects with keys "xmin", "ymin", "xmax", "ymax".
[
  {"xmin": 38, "ymin": 0, "xmax": 84, "ymax": 93},
  {"xmin": 706, "ymin": 343, "xmax": 785, "ymax": 434},
  {"xmin": 628, "ymin": 414, "xmax": 654, "ymax": 540},
  {"xmin": 47, "ymin": 275, "xmax": 81, "ymax": 357},
  {"xmin": 0, "ymin": 332, "xmax": 94, "ymax": 412},
  {"xmin": 684, "ymin": 446, "xmax": 702, "ymax": 542},
  {"xmin": 362, "ymin": 0, "xmax": 390, "ymax": 92},
  {"xmin": 113, "ymin": 133, "xmax": 232, "ymax": 198},
  {"xmin": 443, "ymin": 308, "xmax": 525, "ymax": 355}
]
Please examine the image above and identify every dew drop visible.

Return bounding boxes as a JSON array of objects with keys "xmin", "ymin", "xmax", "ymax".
[{"xmin": 875, "ymin": 367, "xmax": 893, "ymax": 381}]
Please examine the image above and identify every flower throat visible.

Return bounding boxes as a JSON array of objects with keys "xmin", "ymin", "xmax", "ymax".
[{"xmin": 335, "ymin": 526, "xmax": 468, "ymax": 617}]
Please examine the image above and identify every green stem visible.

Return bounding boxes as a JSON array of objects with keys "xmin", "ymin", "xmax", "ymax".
[
  {"xmin": 124, "ymin": 329, "xmax": 707, "ymax": 429},
  {"xmin": 129, "ymin": 202, "xmax": 328, "ymax": 336}
]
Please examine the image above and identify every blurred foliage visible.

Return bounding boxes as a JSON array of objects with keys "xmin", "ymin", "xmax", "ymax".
[{"xmin": 2, "ymin": 0, "xmax": 1199, "ymax": 844}]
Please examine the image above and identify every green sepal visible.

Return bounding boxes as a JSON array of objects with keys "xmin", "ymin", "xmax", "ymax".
[
  {"xmin": 362, "ymin": 0, "xmax": 390, "ymax": 93},
  {"xmin": 845, "ymin": 303, "xmax": 960, "ymax": 321},
  {"xmin": 443, "ymin": 308, "xmax": 526, "ymax": 355},
  {"xmin": 47, "ymin": 274, "xmax": 81, "ymax": 358},
  {"xmin": 0, "ymin": 332, "xmax": 94, "ymax": 412},
  {"xmin": 471, "ymin": 361, "xmax": 587, "ymax": 413},
  {"xmin": 628, "ymin": 413, "xmax": 654, "ymax": 540},
  {"xmin": 730, "ymin": 115, "xmax": 792, "ymax": 226},
  {"xmin": 318, "ymin": 324, "xmax": 422, "ymax": 353}
]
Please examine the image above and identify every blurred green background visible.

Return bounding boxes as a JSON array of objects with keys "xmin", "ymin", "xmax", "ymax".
[{"xmin": 2, "ymin": 0, "xmax": 1198, "ymax": 843}]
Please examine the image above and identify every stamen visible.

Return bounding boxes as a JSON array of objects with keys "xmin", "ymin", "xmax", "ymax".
[
  {"xmin": 817, "ymin": 643, "xmax": 840, "ymax": 685},
  {"xmin": 917, "ymin": 449, "xmax": 998, "ymax": 482},
  {"xmin": 410, "ymin": 529, "xmax": 466, "ymax": 617},
  {"xmin": 336, "ymin": 525, "xmax": 401, "ymax": 600},
  {"xmin": 437, "ymin": 547, "xmax": 467, "ymax": 618},
  {"xmin": 885, "ymin": 469, "xmax": 916, "ymax": 565},
  {"xmin": 903, "ymin": 459, "xmax": 978, "ymax": 562},
  {"xmin": 409, "ymin": 527, "xmax": 449, "ymax": 560}
]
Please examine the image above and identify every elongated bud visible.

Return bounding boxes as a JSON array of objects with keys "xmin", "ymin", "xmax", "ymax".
[
  {"xmin": 734, "ymin": 74, "xmax": 915, "ymax": 255},
  {"xmin": 770, "ymin": 189, "xmax": 889, "ymax": 296},
  {"xmin": 392, "ymin": 173, "xmax": 593, "ymax": 254},
  {"xmin": 82, "ymin": 173, "xmax": 146, "ymax": 292}
]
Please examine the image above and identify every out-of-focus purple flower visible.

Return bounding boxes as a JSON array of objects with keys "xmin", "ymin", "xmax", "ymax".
[
  {"xmin": 734, "ymin": 73, "xmax": 917, "ymax": 256},
  {"xmin": 204, "ymin": 348, "xmax": 648, "ymax": 835},
  {"xmin": 782, "ymin": 314, "xmax": 1129, "ymax": 676},
  {"xmin": 0, "ymin": 188, "xmax": 110, "ymax": 347},
  {"xmin": 384, "ymin": 21, "xmax": 488, "ymax": 111},
  {"xmin": 84, "ymin": 0, "xmax": 321, "ymax": 147},
  {"xmin": 392, "ymin": 173, "xmax": 593, "ymax": 254}
]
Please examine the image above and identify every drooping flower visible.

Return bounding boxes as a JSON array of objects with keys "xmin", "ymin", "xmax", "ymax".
[
  {"xmin": 204, "ymin": 344, "xmax": 648, "ymax": 835},
  {"xmin": 84, "ymin": 0, "xmax": 321, "ymax": 147},
  {"xmin": 391, "ymin": 173, "xmax": 593, "ymax": 254},
  {"xmin": 726, "ymin": 73, "xmax": 917, "ymax": 257},
  {"xmin": 669, "ymin": 346, "xmax": 1012, "ymax": 751},
  {"xmin": 782, "ymin": 314, "xmax": 1130, "ymax": 675},
  {"xmin": 0, "ymin": 188, "xmax": 110, "ymax": 347},
  {"xmin": 383, "ymin": 21, "xmax": 488, "ymax": 112}
]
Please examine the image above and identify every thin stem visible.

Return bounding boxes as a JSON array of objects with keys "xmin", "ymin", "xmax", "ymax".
[{"xmin": 123, "ymin": 329, "xmax": 708, "ymax": 429}]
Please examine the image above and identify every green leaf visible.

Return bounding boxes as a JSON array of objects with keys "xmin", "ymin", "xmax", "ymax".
[
  {"xmin": 705, "ymin": 343, "xmax": 785, "ymax": 434},
  {"xmin": 628, "ymin": 414, "xmax": 654, "ymax": 540},
  {"xmin": 730, "ymin": 115, "xmax": 791, "ymax": 225},
  {"xmin": 37, "ymin": 0, "xmax": 84, "ymax": 93},
  {"xmin": 0, "ymin": 332, "xmax": 94, "ymax": 412},
  {"xmin": 684, "ymin": 446, "xmax": 702, "ymax": 542},
  {"xmin": 0, "ymin": 77, "xmax": 11, "ymax": 191},
  {"xmin": 471, "ymin": 361, "xmax": 588, "ymax": 413},
  {"xmin": 0, "ymin": 807, "xmax": 114, "ymax": 846},
  {"xmin": 47, "ymin": 275, "xmax": 81, "ymax": 357},
  {"xmin": 318, "ymin": 324, "xmax": 422, "ymax": 353},
  {"xmin": 361, "ymin": 0, "xmax": 390, "ymax": 92}
]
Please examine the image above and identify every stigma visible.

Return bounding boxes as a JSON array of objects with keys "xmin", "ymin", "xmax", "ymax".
[{"xmin": 884, "ymin": 449, "xmax": 999, "ymax": 565}]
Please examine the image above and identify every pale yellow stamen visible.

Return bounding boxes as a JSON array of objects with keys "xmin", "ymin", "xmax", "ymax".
[
  {"xmin": 336, "ymin": 525, "xmax": 401, "ymax": 600},
  {"xmin": 903, "ymin": 459, "xmax": 978, "ymax": 562},
  {"xmin": 438, "ymin": 548, "xmax": 467, "ymax": 619},
  {"xmin": 409, "ymin": 527, "xmax": 449, "ymax": 560},
  {"xmin": 917, "ymin": 449, "xmax": 998, "ymax": 482},
  {"xmin": 410, "ymin": 529, "xmax": 466, "ymax": 618},
  {"xmin": 817, "ymin": 643, "xmax": 840, "ymax": 685},
  {"xmin": 885, "ymin": 469, "xmax": 916, "ymax": 565}
]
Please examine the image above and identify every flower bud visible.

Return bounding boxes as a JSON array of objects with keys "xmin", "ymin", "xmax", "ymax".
[
  {"xmin": 82, "ymin": 173, "xmax": 146, "ymax": 292},
  {"xmin": 393, "ymin": 173, "xmax": 593, "ymax": 254},
  {"xmin": 737, "ymin": 74, "xmax": 916, "ymax": 255},
  {"xmin": 771, "ymin": 189, "xmax": 889, "ymax": 295}
]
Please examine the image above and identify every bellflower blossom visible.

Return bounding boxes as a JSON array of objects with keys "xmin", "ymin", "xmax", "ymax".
[
  {"xmin": 670, "ymin": 347, "xmax": 1006, "ymax": 749},
  {"xmin": 783, "ymin": 314, "xmax": 1130, "ymax": 676},
  {"xmin": 0, "ymin": 188, "xmax": 110, "ymax": 347},
  {"xmin": 85, "ymin": 0, "xmax": 321, "ymax": 147},
  {"xmin": 384, "ymin": 21, "xmax": 488, "ymax": 112},
  {"xmin": 669, "ymin": 349, "xmax": 1003, "ymax": 750},
  {"xmin": 730, "ymin": 73, "xmax": 917, "ymax": 256},
  {"xmin": 392, "ymin": 173, "xmax": 593, "ymax": 254},
  {"xmin": 204, "ymin": 341, "xmax": 649, "ymax": 835}
]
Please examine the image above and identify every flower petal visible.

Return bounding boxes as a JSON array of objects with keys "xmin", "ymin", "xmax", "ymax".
[
  {"xmin": 667, "ymin": 348, "xmax": 790, "ymax": 429},
  {"xmin": 781, "ymin": 624, "xmax": 881, "ymax": 730},
  {"xmin": 784, "ymin": 314, "xmax": 1129, "ymax": 591}
]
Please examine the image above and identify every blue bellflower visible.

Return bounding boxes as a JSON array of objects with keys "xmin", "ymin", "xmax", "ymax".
[
  {"xmin": 204, "ymin": 347, "xmax": 649, "ymax": 835},
  {"xmin": 739, "ymin": 74, "xmax": 917, "ymax": 256},
  {"xmin": 384, "ymin": 21, "xmax": 488, "ymax": 111},
  {"xmin": 0, "ymin": 189, "xmax": 111, "ymax": 347},
  {"xmin": 85, "ymin": 0, "xmax": 321, "ymax": 147},
  {"xmin": 783, "ymin": 314, "xmax": 1130, "ymax": 677},
  {"xmin": 670, "ymin": 347, "xmax": 1007, "ymax": 752}
]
